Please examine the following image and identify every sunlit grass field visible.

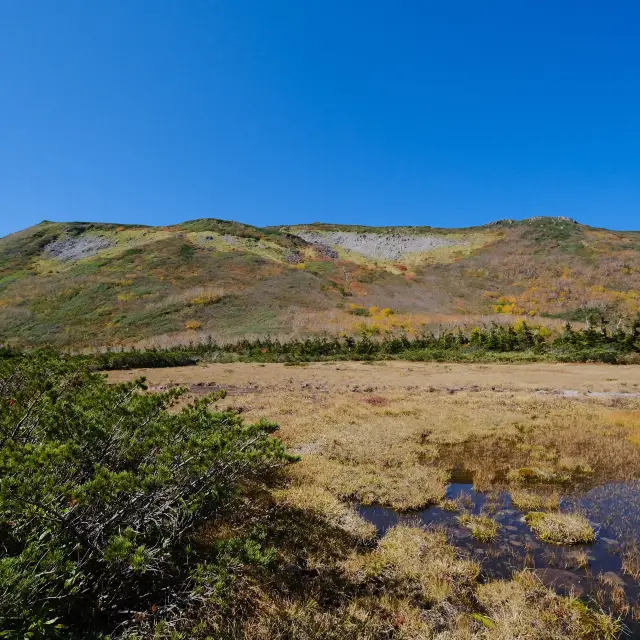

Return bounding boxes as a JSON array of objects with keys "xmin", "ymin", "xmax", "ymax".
[{"xmin": 108, "ymin": 360, "xmax": 640, "ymax": 638}]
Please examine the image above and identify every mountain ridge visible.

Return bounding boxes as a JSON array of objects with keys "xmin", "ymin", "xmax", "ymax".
[{"xmin": 1, "ymin": 216, "xmax": 639, "ymax": 348}]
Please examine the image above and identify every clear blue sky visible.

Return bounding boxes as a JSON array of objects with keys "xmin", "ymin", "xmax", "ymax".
[{"xmin": 1, "ymin": 1, "xmax": 639, "ymax": 238}]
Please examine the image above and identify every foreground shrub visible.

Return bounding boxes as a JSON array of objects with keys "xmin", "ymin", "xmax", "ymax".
[{"xmin": 0, "ymin": 351, "xmax": 294, "ymax": 637}]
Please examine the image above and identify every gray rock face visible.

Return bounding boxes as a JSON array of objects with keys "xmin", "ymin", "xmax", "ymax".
[
  {"xmin": 295, "ymin": 231, "xmax": 462, "ymax": 261},
  {"xmin": 45, "ymin": 236, "xmax": 114, "ymax": 262}
]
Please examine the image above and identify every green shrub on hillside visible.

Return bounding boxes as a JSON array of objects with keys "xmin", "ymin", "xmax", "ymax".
[
  {"xmin": 95, "ymin": 349, "xmax": 199, "ymax": 369},
  {"xmin": 0, "ymin": 351, "xmax": 294, "ymax": 637},
  {"xmin": 79, "ymin": 316, "xmax": 640, "ymax": 369}
]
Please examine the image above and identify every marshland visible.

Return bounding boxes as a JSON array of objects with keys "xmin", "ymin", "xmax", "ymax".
[{"xmin": 104, "ymin": 359, "xmax": 640, "ymax": 638}]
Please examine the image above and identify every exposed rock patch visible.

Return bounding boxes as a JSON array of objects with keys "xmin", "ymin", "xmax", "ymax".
[
  {"xmin": 295, "ymin": 231, "xmax": 462, "ymax": 260},
  {"xmin": 45, "ymin": 235, "xmax": 114, "ymax": 262}
]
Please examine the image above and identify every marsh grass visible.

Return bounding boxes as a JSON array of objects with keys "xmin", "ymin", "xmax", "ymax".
[
  {"xmin": 440, "ymin": 498, "xmax": 459, "ymax": 512},
  {"xmin": 621, "ymin": 545, "xmax": 640, "ymax": 581},
  {"xmin": 510, "ymin": 488, "xmax": 561, "ymax": 511},
  {"xmin": 564, "ymin": 549, "xmax": 591, "ymax": 571},
  {"xmin": 477, "ymin": 571, "xmax": 622, "ymax": 640},
  {"xmin": 507, "ymin": 466, "xmax": 569, "ymax": 484},
  {"xmin": 110, "ymin": 363, "xmax": 638, "ymax": 638},
  {"xmin": 525, "ymin": 511, "xmax": 595, "ymax": 545},
  {"xmin": 344, "ymin": 525, "xmax": 480, "ymax": 606},
  {"xmin": 458, "ymin": 514, "xmax": 499, "ymax": 542},
  {"xmin": 290, "ymin": 456, "xmax": 448, "ymax": 511},
  {"xmin": 272, "ymin": 485, "xmax": 376, "ymax": 542}
]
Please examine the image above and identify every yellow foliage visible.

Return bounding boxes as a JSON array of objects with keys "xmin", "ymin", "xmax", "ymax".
[
  {"xmin": 494, "ymin": 295, "xmax": 524, "ymax": 314},
  {"xmin": 380, "ymin": 307, "xmax": 394, "ymax": 316},
  {"xmin": 191, "ymin": 293, "xmax": 222, "ymax": 306},
  {"xmin": 184, "ymin": 320, "xmax": 201, "ymax": 330},
  {"xmin": 368, "ymin": 305, "xmax": 379, "ymax": 315},
  {"xmin": 295, "ymin": 263, "xmax": 306, "ymax": 270},
  {"xmin": 356, "ymin": 322, "xmax": 381, "ymax": 336},
  {"xmin": 117, "ymin": 293, "xmax": 136, "ymax": 302}
]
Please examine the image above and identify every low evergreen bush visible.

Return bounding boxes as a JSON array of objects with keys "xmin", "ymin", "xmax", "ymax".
[{"xmin": 0, "ymin": 351, "xmax": 294, "ymax": 637}]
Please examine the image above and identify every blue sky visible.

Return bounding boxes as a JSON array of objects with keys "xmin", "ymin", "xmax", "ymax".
[{"xmin": 1, "ymin": 1, "xmax": 639, "ymax": 237}]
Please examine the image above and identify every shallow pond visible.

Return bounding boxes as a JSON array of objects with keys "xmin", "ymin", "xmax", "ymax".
[{"xmin": 357, "ymin": 476, "xmax": 640, "ymax": 630}]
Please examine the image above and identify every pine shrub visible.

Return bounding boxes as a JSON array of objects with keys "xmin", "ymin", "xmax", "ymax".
[{"xmin": 0, "ymin": 351, "xmax": 295, "ymax": 637}]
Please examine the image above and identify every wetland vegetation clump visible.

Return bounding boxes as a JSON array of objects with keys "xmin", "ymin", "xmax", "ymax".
[
  {"xmin": 510, "ymin": 488, "xmax": 561, "ymax": 511},
  {"xmin": 272, "ymin": 485, "xmax": 376, "ymax": 543},
  {"xmin": 477, "ymin": 571, "xmax": 623, "ymax": 640},
  {"xmin": 345, "ymin": 525, "xmax": 480, "ymax": 606},
  {"xmin": 525, "ymin": 511, "xmax": 596, "ymax": 545},
  {"xmin": 440, "ymin": 498, "xmax": 459, "ymax": 512},
  {"xmin": 458, "ymin": 514, "xmax": 500, "ymax": 542},
  {"xmin": 507, "ymin": 466, "xmax": 567, "ymax": 484},
  {"xmin": 621, "ymin": 545, "xmax": 640, "ymax": 581}
]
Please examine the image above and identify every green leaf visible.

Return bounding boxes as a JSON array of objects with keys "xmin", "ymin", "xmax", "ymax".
[{"xmin": 472, "ymin": 613, "xmax": 496, "ymax": 629}]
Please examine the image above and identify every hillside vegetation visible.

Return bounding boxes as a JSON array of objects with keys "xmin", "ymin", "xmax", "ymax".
[{"xmin": 1, "ymin": 217, "xmax": 640, "ymax": 348}]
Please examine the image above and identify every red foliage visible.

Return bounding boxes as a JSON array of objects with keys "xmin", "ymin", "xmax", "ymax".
[{"xmin": 363, "ymin": 395, "xmax": 388, "ymax": 406}]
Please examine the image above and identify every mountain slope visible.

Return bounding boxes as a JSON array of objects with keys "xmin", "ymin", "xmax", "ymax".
[{"xmin": 1, "ymin": 217, "xmax": 639, "ymax": 347}]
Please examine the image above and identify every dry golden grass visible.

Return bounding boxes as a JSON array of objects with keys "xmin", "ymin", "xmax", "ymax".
[
  {"xmin": 524, "ymin": 512, "xmax": 595, "ymax": 545},
  {"xmin": 510, "ymin": 488, "xmax": 561, "ymax": 512},
  {"xmin": 345, "ymin": 525, "xmax": 480, "ymax": 607},
  {"xmin": 440, "ymin": 498, "xmax": 460, "ymax": 512},
  {"xmin": 621, "ymin": 545, "xmax": 640, "ymax": 581},
  {"xmin": 112, "ymin": 361, "xmax": 640, "ymax": 514},
  {"xmin": 110, "ymin": 359, "xmax": 640, "ymax": 394},
  {"xmin": 477, "ymin": 571, "xmax": 622, "ymax": 639},
  {"xmin": 290, "ymin": 455, "xmax": 447, "ymax": 511},
  {"xmin": 272, "ymin": 485, "xmax": 376, "ymax": 542},
  {"xmin": 112, "ymin": 360, "xmax": 633, "ymax": 639}
]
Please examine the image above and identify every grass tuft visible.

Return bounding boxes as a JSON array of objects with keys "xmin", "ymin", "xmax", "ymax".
[
  {"xmin": 458, "ymin": 514, "xmax": 499, "ymax": 542},
  {"xmin": 524, "ymin": 511, "xmax": 595, "ymax": 545},
  {"xmin": 478, "ymin": 571, "xmax": 622, "ymax": 640},
  {"xmin": 510, "ymin": 488, "xmax": 560, "ymax": 512},
  {"xmin": 273, "ymin": 485, "xmax": 376, "ymax": 542},
  {"xmin": 345, "ymin": 525, "xmax": 480, "ymax": 606},
  {"xmin": 621, "ymin": 545, "xmax": 640, "ymax": 580},
  {"xmin": 439, "ymin": 498, "xmax": 459, "ymax": 512}
]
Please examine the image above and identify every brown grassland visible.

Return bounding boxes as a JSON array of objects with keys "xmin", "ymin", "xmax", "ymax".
[{"xmin": 109, "ymin": 361, "xmax": 640, "ymax": 638}]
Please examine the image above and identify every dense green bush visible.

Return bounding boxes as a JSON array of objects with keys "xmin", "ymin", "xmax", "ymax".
[
  {"xmin": 32, "ymin": 315, "xmax": 636, "ymax": 370},
  {"xmin": 0, "ymin": 352, "xmax": 294, "ymax": 637},
  {"xmin": 0, "ymin": 345, "xmax": 21, "ymax": 360},
  {"xmin": 95, "ymin": 349, "xmax": 199, "ymax": 370}
]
